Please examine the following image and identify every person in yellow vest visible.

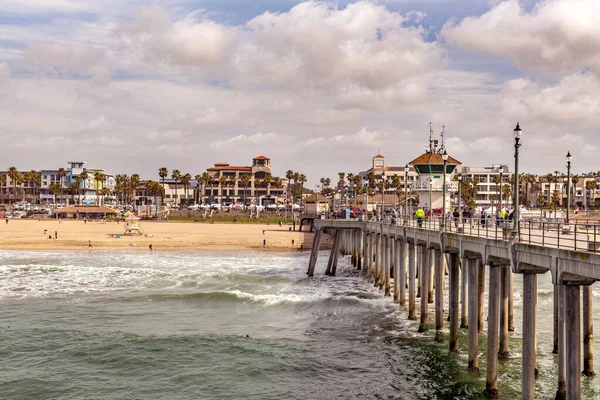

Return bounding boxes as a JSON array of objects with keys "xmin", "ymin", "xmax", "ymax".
[
  {"xmin": 500, "ymin": 208, "xmax": 507, "ymax": 220},
  {"xmin": 415, "ymin": 206, "xmax": 425, "ymax": 228}
]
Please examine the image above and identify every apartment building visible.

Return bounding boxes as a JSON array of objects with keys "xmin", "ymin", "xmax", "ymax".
[{"xmin": 459, "ymin": 164, "xmax": 513, "ymax": 209}]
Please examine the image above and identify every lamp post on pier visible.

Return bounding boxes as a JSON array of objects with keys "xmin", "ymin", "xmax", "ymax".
[
  {"xmin": 566, "ymin": 151, "xmax": 572, "ymax": 223},
  {"xmin": 442, "ymin": 150, "xmax": 448, "ymax": 230},
  {"xmin": 458, "ymin": 174, "xmax": 463, "ymax": 221},
  {"xmin": 512, "ymin": 123, "xmax": 522, "ymax": 239},
  {"xmin": 404, "ymin": 164, "xmax": 409, "ymax": 222},
  {"xmin": 499, "ymin": 167, "xmax": 504, "ymax": 213}
]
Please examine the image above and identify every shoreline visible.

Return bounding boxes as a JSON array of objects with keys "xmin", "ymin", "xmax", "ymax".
[{"xmin": 0, "ymin": 220, "xmax": 330, "ymax": 252}]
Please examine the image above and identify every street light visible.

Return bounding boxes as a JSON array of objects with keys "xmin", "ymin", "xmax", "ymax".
[
  {"xmin": 404, "ymin": 164, "xmax": 409, "ymax": 222},
  {"xmin": 458, "ymin": 174, "xmax": 463, "ymax": 222},
  {"xmin": 566, "ymin": 151, "xmax": 572, "ymax": 223},
  {"xmin": 442, "ymin": 150, "xmax": 448, "ymax": 230},
  {"xmin": 512, "ymin": 123, "xmax": 522, "ymax": 238},
  {"xmin": 499, "ymin": 167, "xmax": 504, "ymax": 213}
]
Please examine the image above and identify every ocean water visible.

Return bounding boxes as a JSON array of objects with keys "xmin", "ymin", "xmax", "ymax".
[{"xmin": 0, "ymin": 250, "xmax": 598, "ymax": 399}]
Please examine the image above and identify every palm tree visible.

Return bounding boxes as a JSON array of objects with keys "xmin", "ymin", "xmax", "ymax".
[
  {"xmin": 100, "ymin": 187, "xmax": 111, "ymax": 206},
  {"xmin": 130, "ymin": 174, "xmax": 140, "ymax": 205},
  {"xmin": 68, "ymin": 181, "xmax": 80, "ymax": 205},
  {"xmin": 181, "ymin": 173, "xmax": 191, "ymax": 206},
  {"xmin": 171, "ymin": 169, "xmax": 181, "ymax": 205},
  {"xmin": 194, "ymin": 174, "xmax": 202, "ymax": 205},
  {"xmin": 240, "ymin": 173, "xmax": 252, "ymax": 206},
  {"xmin": 286, "ymin": 170, "xmax": 295, "ymax": 207},
  {"xmin": 79, "ymin": 170, "xmax": 88, "ymax": 205},
  {"xmin": 49, "ymin": 182, "xmax": 62, "ymax": 205},
  {"xmin": 298, "ymin": 174, "xmax": 307, "ymax": 207},
  {"xmin": 586, "ymin": 180, "xmax": 598, "ymax": 210},
  {"xmin": 292, "ymin": 172, "xmax": 300, "ymax": 203},
  {"xmin": 218, "ymin": 175, "xmax": 228, "ymax": 207},
  {"xmin": 8, "ymin": 166, "xmax": 19, "ymax": 204},
  {"xmin": 571, "ymin": 175, "xmax": 580, "ymax": 209},
  {"xmin": 200, "ymin": 172, "xmax": 211, "ymax": 205},
  {"xmin": 338, "ymin": 172, "xmax": 345, "ymax": 187},
  {"xmin": 93, "ymin": 171, "xmax": 105, "ymax": 205},
  {"xmin": 263, "ymin": 173, "xmax": 272, "ymax": 205},
  {"xmin": 58, "ymin": 167, "xmax": 67, "ymax": 204},
  {"xmin": 159, "ymin": 167, "xmax": 168, "ymax": 205}
]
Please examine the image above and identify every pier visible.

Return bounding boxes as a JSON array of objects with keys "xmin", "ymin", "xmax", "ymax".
[{"xmin": 307, "ymin": 218, "xmax": 600, "ymax": 400}]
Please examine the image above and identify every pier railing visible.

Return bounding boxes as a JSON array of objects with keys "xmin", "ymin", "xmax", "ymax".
[{"xmin": 384, "ymin": 216, "xmax": 600, "ymax": 253}]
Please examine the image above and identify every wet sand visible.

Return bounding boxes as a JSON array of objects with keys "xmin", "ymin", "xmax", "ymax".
[{"xmin": 0, "ymin": 220, "xmax": 328, "ymax": 251}]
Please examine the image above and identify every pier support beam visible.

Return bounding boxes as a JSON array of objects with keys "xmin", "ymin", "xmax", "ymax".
[
  {"xmin": 307, "ymin": 229, "xmax": 323, "ymax": 277},
  {"xmin": 399, "ymin": 240, "xmax": 407, "ymax": 307},
  {"xmin": 565, "ymin": 285, "xmax": 580, "ymax": 400},
  {"xmin": 498, "ymin": 265, "xmax": 509, "ymax": 359},
  {"xmin": 461, "ymin": 257, "xmax": 468, "ymax": 329},
  {"xmin": 384, "ymin": 235, "xmax": 391, "ymax": 296},
  {"xmin": 393, "ymin": 239, "xmax": 400, "ymax": 302},
  {"xmin": 428, "ymin": 251, "xmax": 434, "ymax": 304},
  {"xmin": 435, "ymin": 248, "xmax": 444, "ymax": 341},
  {"xmin": 484, "ymin": 264, "xmax": 500, "ymax": 398},
  {"xmin": 408, "ymin": 242, "xmax": 416, "ymax": 320},
  {"xmin": 522, "ymin": 273, "xmax": 538, "ymax": 400},
  {"xmin": 553, "ymin": 285, "xmax": 559, "ymax": 354},
  {"xmin": 325, "ymin": 230, "xmax": 340, "ymax": 275},
  {"xmin": 467, "ymin": 257, "xmax": 479, "ymax": 373},
  {"xmin": 557, "ymin": 284, "xmax": 566, "ymax": 400},
  {"xmin": 478, "ymin": 261, "xmax": 485, "ymax": 333},
  {"xmin": 330, "ymin": 231, "xmax": 342, "ymax": 277},
  {"xmin": 356, "ymin": 231, "xmax": 363, "ymax": 270},
  {"xmin": 508, "ymin": 268, "xmax": 514, "ymax": 332},
  {"xmin": 375, "ymin": 234, "xmax": 381, "ymax": 287},
  {"xmin": 418, "ymin": 246, "xmax": 430, "ymax": 333},
  {"xmin": 583, "ymin": 285, "xmax": 595, "ymax": 377},
  {"xmin": 449, "ymin": 252, "xmax": 460, "ymax": 352}
]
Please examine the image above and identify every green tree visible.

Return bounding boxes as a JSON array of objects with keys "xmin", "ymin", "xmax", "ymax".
[
  {"xmin": 181, "ymin": 173, "xmax": 191, "ymax": 206},
  {"xmin": 159, "ymin": 167, "xmax": 168, "ymax": 205},
  {"xmin": 171, "ymin": 169, "xmax": 181, "ymax": 205},
  {"xmin": 93, "ymin": 171, "xmax": 105, "ymax": 205}
]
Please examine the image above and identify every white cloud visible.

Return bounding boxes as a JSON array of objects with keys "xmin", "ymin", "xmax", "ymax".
[
  {"xmin": 209, "ymin": 132, "xmax": 282, "ymax": 150},
  {"xmin": 24, "ymin": 43, "xmax": 105, "ymax": 76},
  {"xmin": 441, "ymin": 0, "xmax": 600, "ymax": 75},
  {"xmin": 500, "ymin": 71, "xmax": 600, "ymax": 125}
]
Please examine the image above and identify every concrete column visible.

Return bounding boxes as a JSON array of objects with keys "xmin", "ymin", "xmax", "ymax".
[
  {"xmin": 374, "ymin": 234, "xmax": 381, "ymax": 287},
  {"xmin": 583, "ymin": 285, "xmax": 595, "ymax": 377},
  {"xmin": 461, "ymin": 257, "xmax": 469, "ymax": 329},
  {"xmin": 330, "ymin": 230, "xmax": 342, "ymax": 277},
  {"xmin": 350, "ymin": 231, "xmax": 356, "ymax": 266},
  {"xmin": 449, "ymin": 253, "xmax": 460, "ymax": 352},
  {"xmin": 499, "ymin": 265, "xmax": 509, "ymax": 359},
  {"xmin": 553, "ymin": 285, "xmax": 559, "ymax": 354},
  {"xmin": 325, "ymin": 230, "xmax": 339, "ymax": 275},
  {"xmin": 417, "ymin": 250, "xmax": 422, "ymax": 299},
  {"xmin": 362, "ymin": 232, "xmax": 368, "ymax": 276},
  {"xmin": 522, "ymin": 273, "xmax": 538, "ymax": 400},
  {"xmin": 307, "ymin": 229, "xmax": 323, "ymax": 277},
  {"xmin": 399, "ymin": 240, "xmax": 407, "ymax": 307},
  {"xmin": 418, "ymin": 245, "xmax": 430, "ymax": 333},
  {"xmin": 508, "ymin": 268, "xmax": 514, "ymax": 332},
  {"xmin": 428, "ymin": 251, "xmax": 434, "ymax": 304},
  {"xmin": 384, "ymin": 236, "xmax": 391, "ymax": 296},
  {"xmin": 478, "ymin": 261, "xmax": 486, "ymax": 333},
  {"xmin": 565, "ymin": 285, "xmax": 580, "ymax": 400},
  {"xmin": 358, "ymin": 231, "xmax": 363, "ymax": 270},
  {"xmin": 408, "ymin": 242, "xmax": 416, "ymax": 320},
  {"xmin": 393, "ymin": 239, "xmax": 400, "ymax": 303},
  {"xmin": 468, "ymin": 258, "xmax": 479, "ymax": 373},
  {"xmin": 435, "ymin": 248, "xmax": 444, "ymax": 338},
  {"xmin": 484, "ymin": 264, "xmax": 500, "ymax": 398},
  {"xmin": 557, "ymin": 284, "xmax": 566, "ymax": 400}
]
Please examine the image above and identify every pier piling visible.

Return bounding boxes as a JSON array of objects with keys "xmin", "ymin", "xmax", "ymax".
[
  {"xmin": 468, "ymin": 257, "xmax": 479, "ymax": 373},
  {"xmin": 448, "ymin": 252, "xmax": 459, "ymax": 352}
]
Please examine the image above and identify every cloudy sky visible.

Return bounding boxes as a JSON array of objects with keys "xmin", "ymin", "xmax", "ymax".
[{"xmin": 1, "ymin": 0, "xmax": 598, "ymax": 184}]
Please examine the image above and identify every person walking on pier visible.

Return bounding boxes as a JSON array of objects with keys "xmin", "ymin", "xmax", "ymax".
[
  {"xmin": 415, "ymin": 206, "xmax": 425, "ymax": 228},
  {"xmin": 453, "ymin": 207, "xmax": 459, "ymax": 228}
]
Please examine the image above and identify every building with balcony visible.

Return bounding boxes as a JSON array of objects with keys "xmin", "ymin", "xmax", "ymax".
[
  {"xmin": 201, "ymin": 156, "xmax": 287, "ymax": 206},
  {"xmin": 459, "ymin": 165, "xmax": 513, "ymax": 209}
]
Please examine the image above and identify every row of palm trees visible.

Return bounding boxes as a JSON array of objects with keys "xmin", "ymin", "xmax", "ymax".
[{"xmin": 158, "ymin": 168, "xmax": 294, "ymax": 207}]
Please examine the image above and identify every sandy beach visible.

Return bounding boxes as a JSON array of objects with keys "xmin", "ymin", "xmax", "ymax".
[{"xmin": 0, "ymin": 220, "xmax": 329, "ymax": 251}]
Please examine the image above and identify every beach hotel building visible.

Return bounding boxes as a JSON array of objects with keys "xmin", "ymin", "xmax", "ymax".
[{"xmin": 202, "ymin": 156, "xmax": 287, "ymax": 206}]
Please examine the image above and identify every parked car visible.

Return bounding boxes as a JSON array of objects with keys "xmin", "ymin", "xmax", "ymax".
[{"xmin": 425, "ymin": 208, "xmax": 443, "ymax": 217}]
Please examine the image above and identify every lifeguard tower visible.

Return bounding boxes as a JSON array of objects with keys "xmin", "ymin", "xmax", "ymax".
[
  {"xmin": 124, "ymin": 215, "xmax": 143, "ymax": 235},
  {"xmin": 408, "ymin": 124, "xmax": 461, "ymax": 212}
]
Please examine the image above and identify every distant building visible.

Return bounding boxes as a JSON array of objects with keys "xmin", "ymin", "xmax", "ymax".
[
  {"xmin": 201, "ymin": 156, "xmax": 287, "ymax": 206},
  {"xmin": 459, "ymin": 165, "xmax": 512, "ymax": 209}
]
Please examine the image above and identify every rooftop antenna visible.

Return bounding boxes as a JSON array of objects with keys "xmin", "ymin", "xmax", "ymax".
[
  {"xmin": 440, "ymin": 125, "xmax": 446, "ymax": 154},
  {"xmin": 428, "ymin": 122, "xmax": 434, "ymax": 154}
]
